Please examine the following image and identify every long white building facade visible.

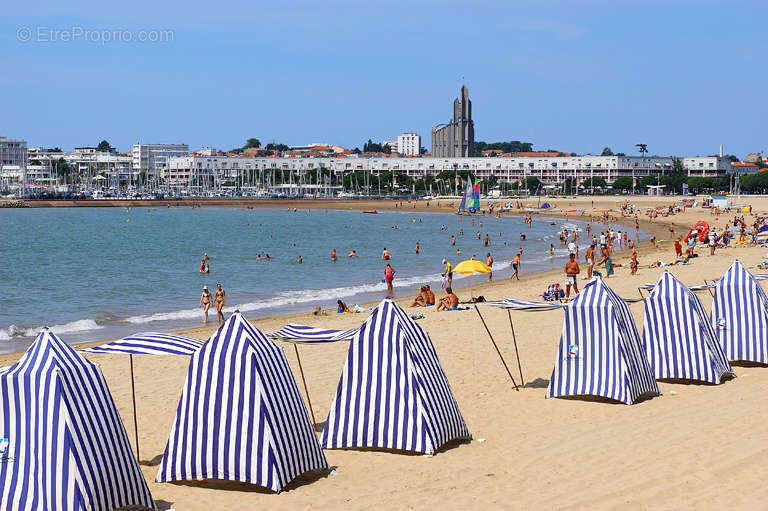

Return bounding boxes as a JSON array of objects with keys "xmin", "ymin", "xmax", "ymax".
[{"xmin": 165, "ymin": 154, "xmax": 735, "ymax": 187}]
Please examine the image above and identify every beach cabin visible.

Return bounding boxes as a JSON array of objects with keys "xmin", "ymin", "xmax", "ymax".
[
  {"xmin": 642, "ymin": 272, "xmax": 733, "ymax": 384},
  {"xmin": 712, "ymin": 260, "xmax": 768, "ymax": 364},
  {"xmin": 157, "ymin": 312, "xmax": 327, "ymax": 492},
  {"xmin": 322, "ymin": 298, "xmax": 470, "ymax": 455},
  {"xmin": 547, "ymin": 278, "xmax": 660, "ymax": 404},
  {"xmin": 0, "ymin": 329, "xmax": 155, "ymax": 510},
  {"xmin": 710, "ymin": 195, "xmax": 728, "ymax": 209}
]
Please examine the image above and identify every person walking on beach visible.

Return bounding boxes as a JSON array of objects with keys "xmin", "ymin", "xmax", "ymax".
[
  {"xmin": 214, "ymin": 283, "xmax": 226, "ymax": 325},
  {"xmin": 199, "ymin": 286, "xmax": 212, "ymax": 324},
  {"xmin": 384, "ymin": 263, "xmax": 396, "ymax": 298},
  {"xmin": 565, "ymin": 253, "xmax": 580, "ymax": 298},
  {"xmin": 585, "ymin": 243, "xmax": 595, "ymax": 279},
  {"xmin": 486, "ymin": 252, "xmax": 494, "ymax": 281},
  {"xmin": 510, "ymin": 252, "xmax": 521, "ymax": 280}
]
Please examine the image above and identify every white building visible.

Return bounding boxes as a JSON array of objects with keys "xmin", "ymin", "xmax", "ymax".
[
  {"xmin": 132, "ymin": 143, "xmax": 189, "ymax": 177},
  {"xmin": 0, "ymin": 136, "xmax": 28, "ymax": 168},
  {"xmin": 397, "ymin": 133, "xmax": 421, "ymax": 156},
  {"xmin": 25, "ymin": 148, "xmax": 133, "ymax": 191},
  {"xmin": 383, "ymin": 141, "xmax": 399, "ymax": 154},
  {"xmin": 0, "ymin": 136, "xmax": 28, "ymax": 192},
  {"xmin": 161, "ymin": 153, "xmax": 742, "ymax": 192},
  {"xmin": 682, "ymin": 156, "xmax": 732, "ymax": 176}
]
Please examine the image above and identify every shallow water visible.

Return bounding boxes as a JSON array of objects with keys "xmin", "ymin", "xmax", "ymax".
[{"xmin": 0, "ymin": 206, "xmax": 638, "ymax": 352}]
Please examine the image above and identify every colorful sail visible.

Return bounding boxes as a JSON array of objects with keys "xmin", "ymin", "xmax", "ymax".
[{"xmin": 471, "ymin": 178, "xmax": 480, "ymax": 210}]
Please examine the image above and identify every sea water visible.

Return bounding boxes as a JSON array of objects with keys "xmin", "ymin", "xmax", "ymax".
[{"xmin": 0, "ymin": 206, "xmax": 638, "ymax": 352}]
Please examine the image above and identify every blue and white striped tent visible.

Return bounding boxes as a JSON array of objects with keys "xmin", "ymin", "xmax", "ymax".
[
  {"xmin": 642, "ymin": 272, "xmax": 733, "ymax": 384},
  {"xmin": 547, "ymin": 278, "xmax": 660, "ymax": 404},
  {"xmin": 157, "ymin": 312, "xmax": 327, "ymax": 492},
  {"xmin": 81, "ymin": 332, "xmax": 204, "ymax": 355},
  {"xmin": 322, "ymin": 298, "xmax": 470, "ymax": 455},
  {"xmin": 267, "ymin": 324, "xmax": 359, "ymax": 343},
  {"xmin": 0, "ymin": 329, "xmax": 155, "ymax": 510},
  {"xmin": 711, "ymin": 260, "xmax": 768, "ymax": 363}
]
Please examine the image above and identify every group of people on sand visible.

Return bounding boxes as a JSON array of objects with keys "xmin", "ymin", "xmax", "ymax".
[{"xmin": 410, "ymin": 285, "xmax": 436, "ymax": 307}]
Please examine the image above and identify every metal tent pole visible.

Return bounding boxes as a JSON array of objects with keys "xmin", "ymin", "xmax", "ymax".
[{"xmin": 475, "ymin": 306, "xmax": 519, "ymax": 391}]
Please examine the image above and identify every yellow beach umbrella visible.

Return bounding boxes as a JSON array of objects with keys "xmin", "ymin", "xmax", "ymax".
[
  {"xmin": 452, "ymin": 260, "xmax": 492, "ymax": 275},
  {"xmin": 452, "ymin": 260, "xmax": 492, "ymax": 299}
]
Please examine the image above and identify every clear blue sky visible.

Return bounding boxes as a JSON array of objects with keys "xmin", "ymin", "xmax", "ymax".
[{"xmin": 1, "ymin": 0, "xmax": 766, "ymax": 157}]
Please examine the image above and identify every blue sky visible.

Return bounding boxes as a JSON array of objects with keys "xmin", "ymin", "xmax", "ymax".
[{"xmin": 1, "ymin": 0, "xmax": 766, "ymax": 157}]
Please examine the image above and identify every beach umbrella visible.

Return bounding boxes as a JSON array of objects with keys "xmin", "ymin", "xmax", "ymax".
[
  {"xmin": 80, "ymin": 332, "xmax": 204, "ymax": 461},
  {"xmin": 452, "ymin": 259, "xmax": 492, "ymax": 299}
]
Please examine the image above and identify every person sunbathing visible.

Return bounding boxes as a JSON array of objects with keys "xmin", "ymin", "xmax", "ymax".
[
  {"xmin": 424, "ymin": 285, "xmax": 436, "ymax": 306},
  {"xmin": 436, "ymin": 287, "xmax": 459, "ymax": 311},
  {"xmin": 337, "ymin": 300, "xmax": 351, "ymax": 313},
  {"xmin": 410, "ymin": 287, "xmax": 427, "ymax": 307}
]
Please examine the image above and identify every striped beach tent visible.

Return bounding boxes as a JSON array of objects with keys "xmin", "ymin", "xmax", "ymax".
[
  {"xmin": 711, "ymin": 260, "xmax": 768, "ymax": 363},
  {"xmin": 0, "ymin": 329, "xmax": 155, "ymax": 510},
  {"xmin": 642, "ymin": 272, "xmax": 733, "ymax": 384},
  {"xmin": 267, "ymin": 324, "xmax": 359, "ymax": 343},
  {"xmin": 547, "ymin": 278, "xmax": 660, "ymax": 404},
  {"xmin": 81, "ymin": 332, "xmax": 204, "ymax": 355},
  {"xmin": 322, "ymin": 298, "xmax": 470, "ymax": 455},
  {"xmin": 157, "ymin": 312, "xmax": 327, "ymax": 492}
]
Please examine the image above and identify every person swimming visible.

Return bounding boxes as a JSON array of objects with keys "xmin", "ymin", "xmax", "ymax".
[{"xmin": 347, "ymin": 250, "xmax": 359, "ymax": 257}]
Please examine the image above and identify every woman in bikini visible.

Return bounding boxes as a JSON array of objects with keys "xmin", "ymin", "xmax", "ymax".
[
  {"xmin": 214, "ymin": 283, "xmax": 226, "ymax": 325},
  {"xmin": 199, "ymin": 286, "xmax": 212, "ymax": 324}
]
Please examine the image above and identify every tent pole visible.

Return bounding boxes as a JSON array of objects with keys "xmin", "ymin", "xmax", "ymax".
[
  {"xmin": 293, "ymin": 344, "xmax": 317, "ymax": 427},
  {"xmin": 637, "ymin": 288, "xmax": 644, "ymax": 299},
  {"xmin": 475, "ymin": 306, "xmax": 519, "ymax": 391},
  {"xmin": 507, "ymin": 309, "xmax": 525, "ymax": 388},
  {"xmin": 129, "ymin": 354, "xmax": 140, "ymax": 461}
]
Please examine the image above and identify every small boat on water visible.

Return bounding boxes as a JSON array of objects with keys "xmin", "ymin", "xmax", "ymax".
[{"xmin": 362, "ymin": 210, "xmax": 378, "ymax": 214}]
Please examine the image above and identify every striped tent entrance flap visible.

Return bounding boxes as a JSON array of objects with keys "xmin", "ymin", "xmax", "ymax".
[
  {"xmin": 321, "ymin": 298, "xmax": 471, "ymax": 455},
  {"xmin": 156, "ymin": 312, "xmax": 328, "ymax": 492},
  {"xmin": 547, "ymin": 278, "xmax": 660, "ymax": 405},
  {"xmin": 711, "ymin": 260, "xmax": 768, "ymax": 363},
  {"xmin": 0, "ymin": 329, "xmax": 155, "ymax": 510},
  {"xmin": 642, "ymin": 272, "xmax": 733, "ymax": 384}
]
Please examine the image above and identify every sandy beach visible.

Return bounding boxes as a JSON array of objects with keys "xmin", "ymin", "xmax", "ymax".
[{"xmin": 4, "ymin": 195, "xmax": 768, "ymax": 510}]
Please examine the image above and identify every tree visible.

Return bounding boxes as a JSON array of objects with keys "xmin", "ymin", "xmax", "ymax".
[
  {"xmin": 523, "ymin": 176, "xmax": 541, "ymax": 192},
  {"xmin": 670, "ymin": 156, "xmax": 686, "ymax": 177},
  {"xmin": 582, "ymin": 176, "xmax": 607, "ymax": 189},
  {"xmin": 96, "ymin": 140, "xmax": 115, "ymax": 153},
  {"xmin": 724, "ymin": 154, "xmax": 740, "ymax": 163},
  {"xmin": 54, "ymin": 158, "xmax": 71, "ymax": 177},
  {"xmin": 601, "ymin": 147, "xmax": 613, "ymax": 156},
  {"xmin": 611, "ymin": 176, "xmax": 633, "ymax": 191},
  {"xmin": 473, "ymin": 140, "xmax": 534, "ymax": 156},
  {"xmin": 244, "ymin": 138, "xmax": 261, "ymax": 149}
]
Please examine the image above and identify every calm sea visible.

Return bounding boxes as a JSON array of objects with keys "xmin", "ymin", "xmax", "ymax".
[{"xmin": 0, "ymin": 206, "xmax": 637, "ymax": 353}]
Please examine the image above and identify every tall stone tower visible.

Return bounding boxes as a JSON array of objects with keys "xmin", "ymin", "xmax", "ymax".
[{"xmin": 432, "ymin": 85, "xmax": 475, "ymax": 157}]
